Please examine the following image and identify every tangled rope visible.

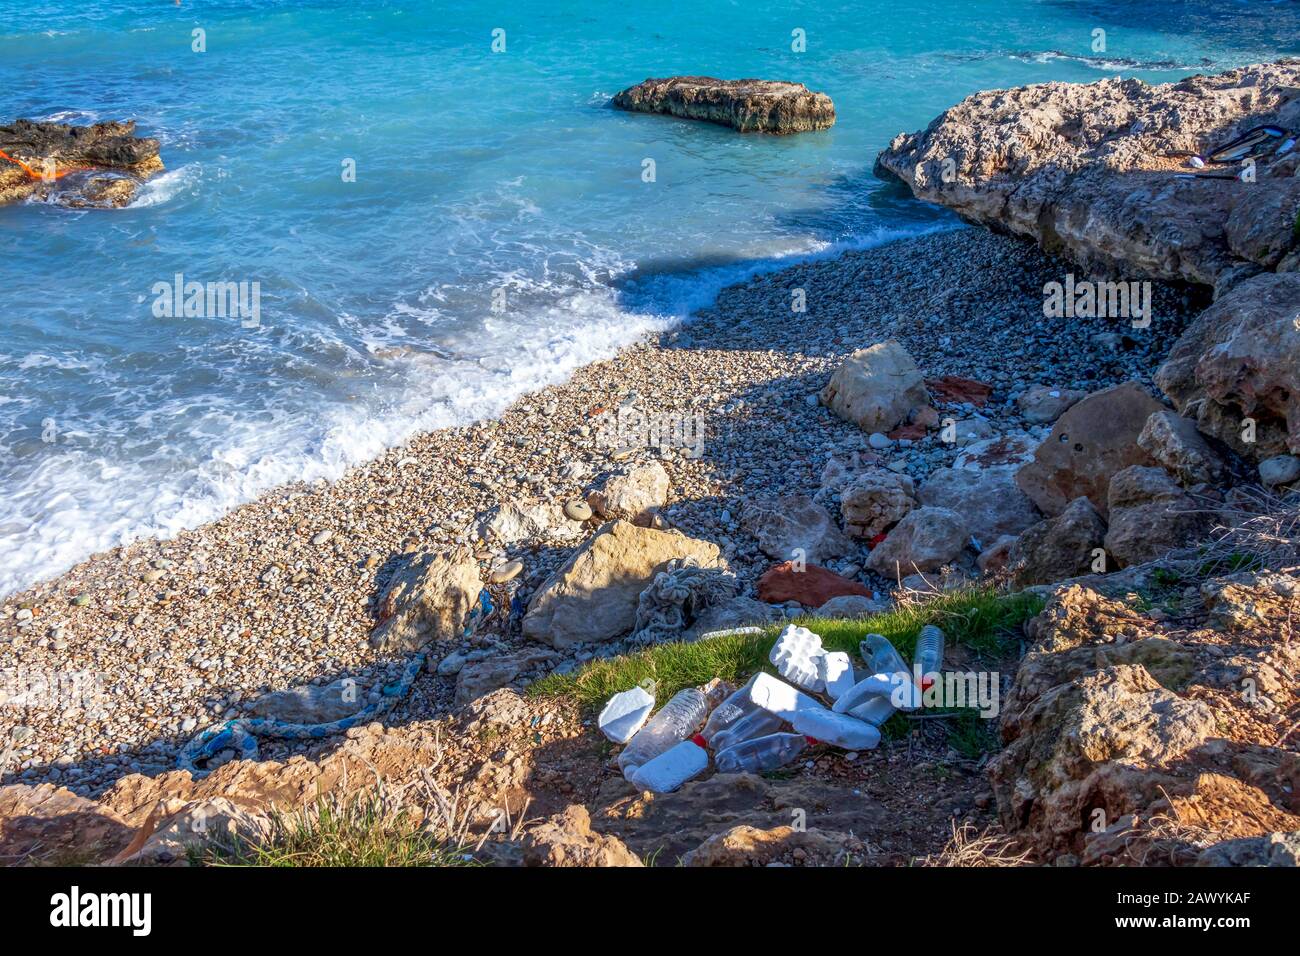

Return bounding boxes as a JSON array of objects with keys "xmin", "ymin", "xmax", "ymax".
[
  {"xmin": 630, "ymin": 558, "xmax": 739, "ymax": 645},
  {"xmin": 177, "ymin": 590, "xmax": 494, "ymax": 777}
]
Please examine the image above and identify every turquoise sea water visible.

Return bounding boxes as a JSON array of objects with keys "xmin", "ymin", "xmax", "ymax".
[{"xmin": 1, "ymin": 0, "xmax": 1296, "ymax": 595}]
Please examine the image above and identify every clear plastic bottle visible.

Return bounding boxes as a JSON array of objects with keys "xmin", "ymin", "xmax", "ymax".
[
  {"xmin": 617, "ymin": 686, "xmax": 709, "ymax": 774},
  {"xmin": 715, "ymin": 732, "xmax": 809, "ymax": 774},
  {"xmin": 709, "ymin": 707, "xmax": 785, "ymax": 752},
  {"xmin": 699, "ymin": 675, "xmax": 759, "ymax": 745},
  {"xmin": 861, "ymin": 633, "xmax": 920, "ymax": 711},
  {"xmin": 913, "ymin": 625, "xmax": 945, "ymax": 690}
]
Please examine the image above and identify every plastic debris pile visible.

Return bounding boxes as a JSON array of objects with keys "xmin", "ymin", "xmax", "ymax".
[{"xmin": 598, "ymin": 623, "xmax": 946, "ymax": 793}]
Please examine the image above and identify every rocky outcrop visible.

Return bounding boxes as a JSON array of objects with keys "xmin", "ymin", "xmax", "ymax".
[
  {"xmin": 682, "ymin": 824, "xmax": 868, "ymax": 866},
  {"xmin": 741, "ymin": 494, "xmax": 853, "ymax": 563},
  {"xmin": 1103, "ymin": 465, "xmax": 1209, "ymax": 567},
  {"xmin": 522, "ymin": 805, "xmax": 642, "ymax": 867},
  {"xmin": 612, "ymin": 77, "xmax": 835, "ymax": 134},
  {"xmin": 1155, "ymin": 272, "xmax": 1300, "ymax": 462},
  {"xmin": 1007, "ymin": 497, "xmax": 1107, "ymax": 587},
  {"xmin": 990, "ymin": 663, "xmax": 1216, "ymax": 855},
  {"xmin": 0, "ymin": 119, "xmax": 163, "ymax": 208},
  {"xmin": 820, "ymin": 340, "xmax": 930, "ymax": 434},
  {"xmin": 522, "ymin": 520, "xmax": 723, "ymax": 648},
  {"xmin": 370, "ymin": 548, "xmax": 484, "ymax": 652},
  {"xmin": 875, "ymin": 61, "xmax": 1300, "ymax": 287},
  {"xmin": 1015, "ymin": 383, "xmax": 1163, "ymax": 519},
  {"xmin": 865, "ymin": 505, "xmax": 968, "ymax": 577},
  {"xmin": 839, "ymin": 467, "xmax": 916, "ymax": 539}
]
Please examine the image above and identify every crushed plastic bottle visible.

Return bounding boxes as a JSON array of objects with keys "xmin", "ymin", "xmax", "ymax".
[
  {"xmin": 708, "ymin": 707, "xmax": 785, "ymax": 752},
  {"xmin": 818, "ymin": 651, "xmax": 856, "ymax": 700},
  {"xmin": 913, "ymin": 625, "xmax": 945, "ymax": 690},
  {"xmin": 791, "ymin": 708, "xmax": 881, "ymax": 749},
  {"xmin": 700, "ymin": 675, "xmax": 760, "ymax": 745},
  {"xmin": 747, "ymin": 671, "xmax": 825, "ymax": 720},
  {"xmin": 628, "ymin": 736, "xmax": 709, "ymax": 793},
  {"xmin": 715, "ymin": 732, "xmax": 809, "ymax": 774},
  {"xmin": 617, "ymin": 686, "xmax": 709, "ymax": 775},
  {"xmin": 860, "ymin": 633, "xmax": 920, "ymax": 710}
]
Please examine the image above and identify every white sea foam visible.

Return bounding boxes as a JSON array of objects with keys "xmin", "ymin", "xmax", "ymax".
[{"xmin": 0, "ymin": 224, "xmax": 948, "ymax": 597}]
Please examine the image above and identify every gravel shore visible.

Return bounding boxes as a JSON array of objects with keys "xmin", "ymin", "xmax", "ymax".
[{"xmin": 0, "ymin": 226, "xmax": 1204, "ymax": 795}]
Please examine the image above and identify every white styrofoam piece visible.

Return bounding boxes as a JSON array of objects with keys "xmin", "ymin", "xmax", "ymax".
[
  {"xmin": 747, "ymin": 671, "xmax": 827, "ymax": 720},
  {"xmin": 791, "ymin": 708, "xmax": 882, "ymax": 750},
  {"xmin": 818, "ymin": 651, "xmax": 856, "ymax": 701},
  {"xmin": 628, "ymin": 739, "xmax": 708, "ymax": 793},
  {"xmin": 768, "ymin": 624, "xmax": 826, "ymax": 692},
  {"xmin": 598, "ymin": 685, "xmax": 655, "ymax": 743}
]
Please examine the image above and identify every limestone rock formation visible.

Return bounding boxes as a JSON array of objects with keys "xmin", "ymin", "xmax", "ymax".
[
  {"xmin": 1, "ymin": 119, "xmax": 163, "ymax": 208},
  {"xmin": 875, "ymin": 61, "xmax": 1300, "ymax": 287},
  {"xmin": 820, "ymin": 340, "xmax": 930, "ymax": 434},
  {"xmin": 612, "ymin": 77, "xmax": 835, "ymax": 134},
  {"xmin": 522, "ymin": 520, "xmax": 723, "ymax": 648},
  {"xmin": 1014, "ymin": 383, "xmax": 1164, "ymax": 518},
  {"xmin": 370, "ymin": 548, "xmax": 484, "ymax": 653}
]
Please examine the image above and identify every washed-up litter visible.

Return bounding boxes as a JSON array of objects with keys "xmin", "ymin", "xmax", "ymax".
[
  {"xmin": 628, "ymin": 735, "xmax": 710, "ymax": 792},
  {"xmin": 817, "ymin": 651, "xmax": 856, "ymax": 700},
  {"xmin": 790, "ymin": 707, "xmax": 882, "ymax": 750},
  {"xmin": 769, "ymin": 625, "xmax": 826, "ymax": 691},
  {"xmin": 715, "ymin": 732, "xmax": 808, "ymax": 773},
  {"xmin": 608, "ymin": 626, "xmax": 944, "ymax": 793},
  {"xmin": 598, "ymin": 680, "xmax": 656, "ymax": 743}
]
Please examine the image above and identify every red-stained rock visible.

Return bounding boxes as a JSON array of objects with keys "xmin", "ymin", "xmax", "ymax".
[
  {"xmin": 926, "ymin": 375, "xmax": 993, "ymax": 407},
  {"xmin": 757, "ymin": 562, "xmax": 873, "ymax": 606}
]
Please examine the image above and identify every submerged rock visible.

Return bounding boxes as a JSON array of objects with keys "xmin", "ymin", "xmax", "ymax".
[
  {"xmin": 0, "ymin": 118, "xmax": 163, "ymax": 208},
  {"xmin": 612, "ymin": 76, "xmax": 834, "ymax": 134}
]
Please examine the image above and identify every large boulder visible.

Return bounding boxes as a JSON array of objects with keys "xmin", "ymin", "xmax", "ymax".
[
  {"xmin": 0, "ymin": 783, "xmax": 133, "ymax": 863},
  {"xmin": 839, "ymin": 467, "xmax": 916, "ymax": 539},
  {"xmin": 989, "ymin": 664, "xmax": 1216, "ymax": 855},
  {"xmin": 1156, "ymin": 272, "xmax": 1300, "ymax": 462},
  {"xmin": 1008, "ymin": 497, "xmax": 1107, "ymax": 588},
  {"xmin": 741, "ymin": 494, "xmax": 853, "ymax": 564},
  {"xmin": 1103, "ymin": 465, "xmax": 1210, "ymax": 567},
  {"xmin": 587, "ymin": 461, "xmax": 670, "ymax": 525},
  {"xmin": 1018, "ymin": 386, "xmax": 1086, "ymax": 425},
  {"xmin": 918, "ymin": 466, "xmax": 1040, "ymax": 546},
  {"xmin": 865, "ymin": 506, "xmax": 968, "ymax": 577},
  {"xmin": 370, "ymin": 549, "xmax": 484, "ymax": 653},
  {"xmin": 611, "ymin": 77, "xmax": 835, "ymax": 134},
  {"xmin": 820, "ymin": 340, "xmax": 930, "ymax": 434},
  {"xmin": 522, "ymin": 521, "xmax": 722, "ymax": 648},
  {"xmin": 1137, "ymin": 410, "xmax": 1229, "ymax": 487},
  {"xmin": 475, "ymin": 500, "xmax": 580, "ymax": 545},
  {"xmin": 874, "ymin": 62, "xmax": 1300, "ymax": 287},
  {"xmin": 1014, "ymin": 382, "xmax": 1164, "ymax": 518}
]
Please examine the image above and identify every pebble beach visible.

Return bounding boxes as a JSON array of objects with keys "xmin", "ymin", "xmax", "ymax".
[{"xmin": 0, "ymin": 226, "xmax": 1204, "ymax": 795}]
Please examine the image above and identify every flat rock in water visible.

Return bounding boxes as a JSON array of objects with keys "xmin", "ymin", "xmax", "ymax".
[{"xmin": 612, "ymin": 76, "xmax": 835, "ymax": 134}]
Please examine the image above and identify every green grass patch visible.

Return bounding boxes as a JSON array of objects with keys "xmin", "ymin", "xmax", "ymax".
[
  {"xmin": 531, "ymin": 586, "xmax": 1042, "ymax": 759},
  {"xmin": 196, "ymin": 793, "xmax": 479, "ymax": 868}
]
